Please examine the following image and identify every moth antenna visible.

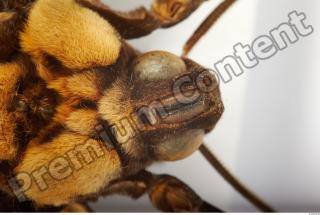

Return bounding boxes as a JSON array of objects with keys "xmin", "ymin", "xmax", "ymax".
[
  {"xmin": 182, "ymin": 0, "xmax": 237, "ymax": 56},
  {"xmin": 199, "ymin": 144, "xmax": 275, "ymax": 212},
  {"xmin": 183, "ymin": 0, "xmax": 272, "ymax": 211}
]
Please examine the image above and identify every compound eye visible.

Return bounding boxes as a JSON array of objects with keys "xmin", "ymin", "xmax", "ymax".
[
  {"xmin": 155, "ymin": 129, "xmax": 205, "ymax": 161},
  {"xmin": 132, "ymin": 51, "xmax": 186, "ymax": 82}
]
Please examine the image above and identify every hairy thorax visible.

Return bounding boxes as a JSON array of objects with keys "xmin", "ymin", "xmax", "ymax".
[{"xmin": 13, "ymin": 62, "xmax": 58, "ymax": 147}]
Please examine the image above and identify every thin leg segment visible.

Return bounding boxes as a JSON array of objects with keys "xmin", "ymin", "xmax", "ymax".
[
  {"xmin": 77, "ymin": 0, "xmax": 206, "ymax": 39},
  {"xmin": 102, "ymin": 170, "xmax": 223, "ymax": 212}
]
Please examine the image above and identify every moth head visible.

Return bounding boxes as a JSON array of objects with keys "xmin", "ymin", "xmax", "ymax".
[
  {"xmin": 16, "ymin": 0, "xmax": 222, "ymax": 163},
  {"xmin": 108, "ymin": 51, "xmax": 224, "ymax": 161}
]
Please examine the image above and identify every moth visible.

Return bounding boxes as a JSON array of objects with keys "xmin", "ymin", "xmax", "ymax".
[{"xmin": 0, "ymin": 0, "xmax": 274, "ymax": 212}]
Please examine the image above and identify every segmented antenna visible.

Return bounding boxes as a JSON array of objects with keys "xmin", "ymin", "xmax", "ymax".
[
  {"xmin": 200, "ymin": 145, "xmax": 275, "ymax": 212},
  {"xmin": 183, "ymin": 0, "xmax": 236, "ymax": 56},
  {"xmin": 182, "ymin": 0, "xmax": 275, "ymax": 211}
]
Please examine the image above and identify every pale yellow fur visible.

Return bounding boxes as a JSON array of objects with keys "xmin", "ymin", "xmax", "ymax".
[
  {"xmin": 21, "ymin": 0, "xmax": 121, "ymax": 75},
  {"xmin": 15, "ymin": 132, "xmax": 121, "ymax": 206},
  {"xmin": 65, "ymin": 109, "xmax": 98, "ymax": 136},
  {"xmin": 98, "ymin": 79, "xmax": 142, "ymax": 157},
  {"xmin": 0, "ymin": 60, "xmax": 25, "ymax": 160},
  {"xmin": 98, "ymin": 79, "xmax": 133, "ymax": 123},
  {"xmin": 3, "ymin": 0, "xmax": 126, "ymax": 206},
  {"xmin": 49, "ymin": 71, "xmax": 102, "ymax": 100}
]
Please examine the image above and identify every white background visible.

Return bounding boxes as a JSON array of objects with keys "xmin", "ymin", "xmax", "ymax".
[{"xmin": 91, "ymin": 0, "xmax": 320, "ymax": 212}]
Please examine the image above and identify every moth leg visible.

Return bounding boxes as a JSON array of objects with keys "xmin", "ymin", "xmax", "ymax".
[
  {"xmin": 103, "ymin": 170, "xmax": 222, "ymax": 212},
  {"xmin": 77, "ymin": 0, "xmax": 206, "ymax": 39},
  {"xmin": 60, "ymin": 203, "xmax": 92, "ymax": 212},
  {"xmin": 102, "ymin": 170, "xmax": 153, "ymax": 199},
  {"xmin": 148, "ymin": 173, "xmax": 222, "ymax": 212},
  {"xmin": 0, "ymin": 191, "xmax": 91, "ymax": 212}
]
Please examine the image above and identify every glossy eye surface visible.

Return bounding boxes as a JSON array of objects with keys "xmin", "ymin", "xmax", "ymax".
[
  {"xmin": 154, "ymin": 129, "xmax": 205, "ymax": 161},
  {"xmin": 132, "ymin": 51, "xmax": 186, "ymax": 82}
]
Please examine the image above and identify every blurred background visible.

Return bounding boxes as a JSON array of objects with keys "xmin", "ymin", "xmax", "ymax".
[{"xmin": 90, "ymin": 0, "xmax": 320, "ymax": 212}]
